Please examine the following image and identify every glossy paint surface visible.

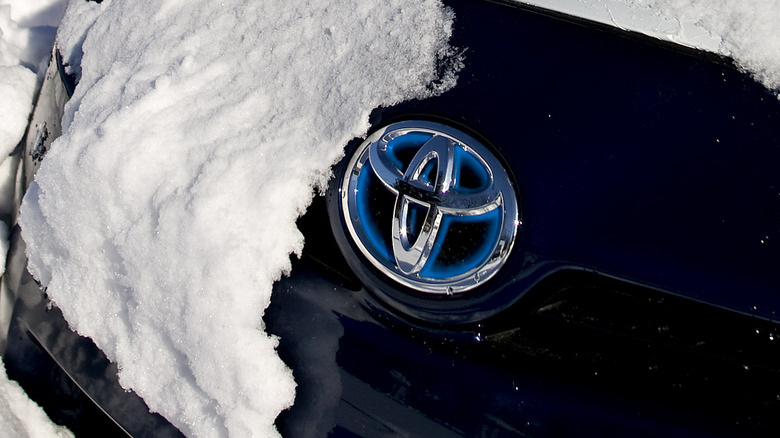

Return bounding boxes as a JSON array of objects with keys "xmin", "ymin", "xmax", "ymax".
[{"xmin": 361, "ymin": 0, "xmax": 780, "ymax": 322}]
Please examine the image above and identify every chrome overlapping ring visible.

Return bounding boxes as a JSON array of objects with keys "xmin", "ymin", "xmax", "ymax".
[{"xmin": 340, "ymin": 121, "xmax": 519, "ymax": 294}]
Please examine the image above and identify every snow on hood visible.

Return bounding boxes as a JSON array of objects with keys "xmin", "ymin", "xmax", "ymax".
[
  {"xmin": 19, "ymin": 0, "xmax": 458, "ymax": 436},
  {"xmin": 619, "ymin": 0, "xmax": 780, "ymax": 94},
  {"xmin": 519, "ymin": 0, "xmax": 780, "ymax": 96}
]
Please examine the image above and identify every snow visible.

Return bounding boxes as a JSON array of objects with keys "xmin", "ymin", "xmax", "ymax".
[
  {"xmin": 0, "ymin": 1, "xmax": 72, "ymax": 435},
  {"xmin": 18, "ymin": 0, "xmax": 458, "ymax": 436},
  {"xmin": 518, "ymin": 0, "xmax": 780, "ymax": 95},
  {"xmin": 0, "ymin": 359, "xmax": 73, "ymax": 438},
  {"xmin": 0, "ymin": 64, "xmax": 35, "ymax": 229},
  {"xmin": 618, "ymin": 0, "xmax": 780, "ymax": 94},
  {"xmin": 0, "ymin": 0, "xmax": 64, "ymax": 222},
  {"xmin": 518, "ymin": 0, "xmax": 720, "ymax": 50},
  {"xmin": 2, "ymin": 0, "xmax": 779, "ymax": 437}
]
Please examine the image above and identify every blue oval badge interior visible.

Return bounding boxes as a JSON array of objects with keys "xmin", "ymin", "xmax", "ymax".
[{"xmin": 341, "ymin": 120, "xmax": 519, "ymax": 295}]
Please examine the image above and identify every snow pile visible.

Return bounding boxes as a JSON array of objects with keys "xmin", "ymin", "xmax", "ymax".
[
  {"xmin": 19, "ymin": 0, "xmax": 458, "ymax": 436},
  {"xmin": 0, "ymin": 0, "xmax": 65, "ymax": 220},
  {"xmin": 0, "ymin": 64, "xmax": 34, "ymax": 171},
  {"xmin": 0, "ymin": 0, "xmax": 64, "ymax": 71},
  {"xmin": 617, "ymin": 0, "xmax": 780, "ymax": 94},
  {"xmin": 0, "ymin": 0, "xmax": 66, "ymax": 152},
  {"xmin": 0, "ymin": 359, "xmax": 73, "ymax": 438},
  {"xmin": 0, "ymin": 1, "xmax": 69, "ymax": 435}
]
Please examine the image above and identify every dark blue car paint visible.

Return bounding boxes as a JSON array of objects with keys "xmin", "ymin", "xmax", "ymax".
[
  {"xmin": 3, "ymin": 0, "xmax": 780, "ymax": 436},
  {"xmin": 345, "ymin": 0, "xmax": 780, "ymax": 324}
]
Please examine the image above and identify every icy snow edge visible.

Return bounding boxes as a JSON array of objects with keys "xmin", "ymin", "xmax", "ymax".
[
  {"xmin": 19, "ymin": 0, "xmax": 459, "ymax": 437},
  {"xmin": 518, "ymin": 0, "xmax": 780, "ymax": 96}
]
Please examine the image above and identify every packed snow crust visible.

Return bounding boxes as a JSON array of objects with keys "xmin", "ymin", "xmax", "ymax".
[{"xmin": 19, "ymin": 0, "xmax": 457, "ymax": 436}]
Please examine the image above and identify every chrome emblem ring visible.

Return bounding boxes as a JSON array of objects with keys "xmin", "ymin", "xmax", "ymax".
[{"xmin": 340, "ymin": 121, "xmax": 519, "ymax": 294}]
